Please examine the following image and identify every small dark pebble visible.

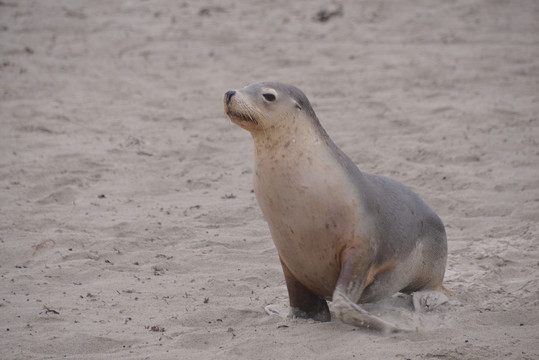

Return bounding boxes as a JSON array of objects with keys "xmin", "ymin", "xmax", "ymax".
[
  {"xmin": 520, "ymin": 323, "xmax": 524, "ymax": 326},
  {"xmin": 98, "ymin": 194, "xmax": 106, "ymax": 199},
  {"xmin": 150, "ymin": 325, "xmax": 164, "ymax": 332},
  {"xmin": 314, "ymin": 5, "xmax": 343, "ymax": 22},
  {"xmin": 136, "ymin": 151, "xmax": 153, "ymax": 157},
  {"xmin": 198, "ymin": 6, "xmax": 225, "ymax": 16}
]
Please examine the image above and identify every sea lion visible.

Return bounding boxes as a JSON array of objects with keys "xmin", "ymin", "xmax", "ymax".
[{"xmin": 223, "ymin": 82, "xmax": 448, "ymax": 332}]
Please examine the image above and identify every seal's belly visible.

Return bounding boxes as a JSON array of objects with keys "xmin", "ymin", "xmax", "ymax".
[{"xmin": 255, "ymin": 161, "xmax": 362, "ymax": 298}]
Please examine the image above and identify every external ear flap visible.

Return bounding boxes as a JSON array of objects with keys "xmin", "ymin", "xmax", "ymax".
[{"xmin": 294, "ymin": 101, "xmax": 302, "ymax": 111}]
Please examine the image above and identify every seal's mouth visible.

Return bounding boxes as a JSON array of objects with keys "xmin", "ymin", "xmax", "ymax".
[{"xmin": 226, "ymin": 110, "xmax": 259, "ymax": 125}]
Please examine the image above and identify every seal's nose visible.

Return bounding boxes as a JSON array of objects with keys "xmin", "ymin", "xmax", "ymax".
[{"xmin": 224, "ymin": 90, "xmax": 236, "ymax": 105}]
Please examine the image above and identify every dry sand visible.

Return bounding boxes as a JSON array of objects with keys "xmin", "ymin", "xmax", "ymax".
[{"xmin": 1, "ymin": 0, "xmax": 538, "ymax": 359}]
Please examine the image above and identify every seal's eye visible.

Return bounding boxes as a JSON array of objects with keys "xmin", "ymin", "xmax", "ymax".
[{"xmin": 263, "ymin": 93, "xmax": 276, "ymax": 102}]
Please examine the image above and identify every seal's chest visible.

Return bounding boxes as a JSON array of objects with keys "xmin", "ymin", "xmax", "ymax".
[{"xmin": 255, "ymin": 165, "xmax": 357, "ymax": 244}]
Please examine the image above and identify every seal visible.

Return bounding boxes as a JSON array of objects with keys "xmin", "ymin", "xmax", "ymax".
[{"xmin": 223, "ymin": 82, "xmax": 448, "ymax": 332}]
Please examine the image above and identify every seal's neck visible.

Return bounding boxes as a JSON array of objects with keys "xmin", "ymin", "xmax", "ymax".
[
  {"xmin": 250, "ymin": 115, "xmax": 332, "ymax": 159},
  {"xmin": 250, "ymin": 114, "xmax": 363, "ymax": 186}
]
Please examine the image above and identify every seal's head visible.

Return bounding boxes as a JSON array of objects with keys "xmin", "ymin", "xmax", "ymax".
[{"xmin": 223, "ymin": 82, "xmax": 318, "ymax": 133}]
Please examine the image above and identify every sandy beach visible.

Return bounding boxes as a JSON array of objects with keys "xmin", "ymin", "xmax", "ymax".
[{"xmin": 1, "ymin": 0, "xmax": 538, "ymax": 358}]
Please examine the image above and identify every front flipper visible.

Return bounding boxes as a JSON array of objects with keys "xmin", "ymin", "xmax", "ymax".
[
  {"xmin": 280, "ymin": 257, "xmax": 331, "ymax": 322},
  {"xmin": 332, "ymin": 290, "xmax": 408, "ymax": 333}
]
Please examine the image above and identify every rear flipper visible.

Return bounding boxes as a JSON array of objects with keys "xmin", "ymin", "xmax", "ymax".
[
  {"xmin": 332, "ymin": 290, "xmax": 411, "ymax": 333},
  {"xmin": 412, "ymin": 290, "xmax": 448, "ymax": 312}
]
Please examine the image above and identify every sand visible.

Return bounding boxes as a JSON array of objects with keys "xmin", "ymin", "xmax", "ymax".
[{"xmin": 1, "ymin": 0, "xmax": 538, "ymax": 359}]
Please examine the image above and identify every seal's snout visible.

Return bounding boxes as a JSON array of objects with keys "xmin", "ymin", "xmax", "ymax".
[{"xmin": 224, "ymin": 90, "xmax": 236, "ymax": 105}]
